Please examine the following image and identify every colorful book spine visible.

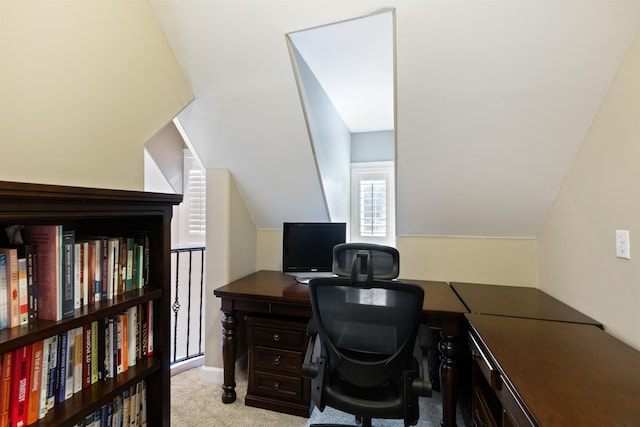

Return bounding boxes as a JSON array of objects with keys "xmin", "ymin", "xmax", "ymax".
[
  {"xmin": 0, "ymin": 248, "xmax": 19, "ymax": 328},
  {"xmin": 26, "ymin": 340, "xmax": 43, "ymax": 425},
  {"xmin": 38, "ymin": 336, "xmax": 52, "ymax": 419},
  {"xmin": 46, "ymin": 334, "xmax": 58, "ymax": 411},
  {"xmin": 64, "ymin": 328, "xmax": 75, "ymax": 400},
  {"xmin": 10, "ymin": 345, "xmax": 32, "ymax": 427},
  {"xmin": 127, "ymin": 307, "xmax": 137, "ymax": 367},
  {"xmin": 62, "ymin": 230, "xmax": 75, "ymax": 318},
  {"xmin": 22, "ymin": 225, "xmax": 63, "ymax": 322},
  {"xmin": 57, "ymin": 331, "xmax": 67, "ymax": 404},
  {"xmin": 73, "ymin": 326, "xmax": 84, "ymax": 394},
  {"xmin": 17, "ymin": 258, "xmax": 28, "ymax": 325},
  {"xmin": 0, "ymin": 352, "xmax": 13, "ymax": 427},
  {"xmin": 24, "ymin": 245, "xmax": 37, "ymax": 321},
  {"xmin": 91, "ymin": 321, "xmax": 99, "ymax": 384},
  {"xmin": 83, "ymin": 323, "xmax": 92, "ymax": 389},
  {"xmin": 0, "ymin": 254, "xmax": 8, "ymax": 330}
]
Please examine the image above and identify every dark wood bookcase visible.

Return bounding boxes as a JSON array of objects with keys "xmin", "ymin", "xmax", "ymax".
[{"xmin": 0, "ymin": 181, "xmax": 182, "ymax": 427}]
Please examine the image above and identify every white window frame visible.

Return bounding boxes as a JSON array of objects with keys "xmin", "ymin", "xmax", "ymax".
[{"xmin": 350, "ymin": 161, "xmax": 395, "ymax": 246}]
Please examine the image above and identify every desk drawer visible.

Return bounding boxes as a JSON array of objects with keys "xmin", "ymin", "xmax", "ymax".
[
  {"xmin": 247, "ymin": 316, "xmax": 308, "ymax": 350},
  {"xmin": 251, "ymin": 370, "xmax": 306, "ymax": 403},
  {"xmin": 469, "ymin": 332, "xmax": 498, "ymax": 389},
  {"xmin": 254, "ymin": 345, "xmax": 303, "ymax": 375}
]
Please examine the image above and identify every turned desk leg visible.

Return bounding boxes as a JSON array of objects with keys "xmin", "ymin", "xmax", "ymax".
[
  {"xmin": 439, "ymin": 330, "xmax": 461, "ymax": 427},
  {"xmin": 221, "ymin": 310, "xmax": 238, "ymax": 403}
]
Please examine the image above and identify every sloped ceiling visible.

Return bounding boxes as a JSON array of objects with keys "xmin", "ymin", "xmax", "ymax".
[{"xmin": 150, "ymin": 0, "xmax": 640, "ymax": 237}]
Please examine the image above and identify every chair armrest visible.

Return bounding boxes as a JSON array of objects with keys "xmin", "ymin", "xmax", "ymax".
[
  {"xmin": 411, "ymin": 339, "xmax": 433, "ymax": 397},
  {"xmin": 302, "ymin": 332, "xmax": 319, "ymax": 379}
]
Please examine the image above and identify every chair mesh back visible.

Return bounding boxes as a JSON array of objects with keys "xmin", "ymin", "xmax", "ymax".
[
  {"xmin": 309, "ymin": 278, "xmax": 424, "ymax": 389},
  {"xmin": 314, "ymin": 284, "xmax": 417, "ymax": 357},
  {"xmin": 332, "ymin": 243, "xmax": 399, "ymax": 280}
]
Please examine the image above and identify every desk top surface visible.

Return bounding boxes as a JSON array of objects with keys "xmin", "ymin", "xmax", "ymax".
[
  {"xmin": 451, "ymin": 281, "xmax": 601, "ymax": 327},
  {"xmin": 215, "ymin": 270, "xmax": 468, "ymax": 315},
  {"xmin": 466, "ymin": 313, "xmax": 640, "ymax": 426}
]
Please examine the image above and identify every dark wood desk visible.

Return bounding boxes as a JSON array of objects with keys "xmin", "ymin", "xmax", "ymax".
[
  {"xmin": 466, "ymin": 313, "xmax": 640, "ymax": 426},
  {"xmin": 451, "ymin": 282, "xmax": 602, "ymax": 327},
  {"xmin": 214, "ymin": 270, "xmax": 468, "ymax": 427}
]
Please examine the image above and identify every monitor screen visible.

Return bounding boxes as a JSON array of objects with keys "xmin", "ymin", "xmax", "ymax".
[{"xmin": 282, "ymin": 222, "xmax": 346, "ymax": 274}]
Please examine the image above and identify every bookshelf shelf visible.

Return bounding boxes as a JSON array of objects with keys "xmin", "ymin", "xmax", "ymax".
[{"xmin": 0, "ymin": 181, "xmax": 182, "ymax": 427}]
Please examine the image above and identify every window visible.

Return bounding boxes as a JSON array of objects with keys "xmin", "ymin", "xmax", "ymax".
[
  {"xmin": 351, "ymin": 162, "xmax": 395, "ymax": 246},
  {"xmin": 181, "ymin": 149, "xmax": 206, "ymax": 245}
]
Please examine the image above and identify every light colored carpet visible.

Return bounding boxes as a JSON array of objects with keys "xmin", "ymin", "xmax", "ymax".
[{"xmin": 171, "ymin": 366, "xmax": 465, "ymax": 426}]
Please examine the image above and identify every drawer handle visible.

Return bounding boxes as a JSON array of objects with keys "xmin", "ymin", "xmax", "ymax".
[
  {"xmin": 273, "ymin": 333, "xmax": 280, "ymax": 342},
  {"xmin": 274, "ymin": 355, "xmax": 281, "ymax": 365},
  {"xmin": 274, "ymin": 381, "xmax": 281, "ymax": 391}
]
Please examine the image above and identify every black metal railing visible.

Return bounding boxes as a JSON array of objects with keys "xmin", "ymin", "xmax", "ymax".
[{"xmin": 170, "ymin": 246, "xmax": 205, "ymax": 365}]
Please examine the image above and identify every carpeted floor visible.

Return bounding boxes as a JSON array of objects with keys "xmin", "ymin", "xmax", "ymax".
[{"xmin": 170, "ymin": 366, "xmax": 465, "ymax": 426}]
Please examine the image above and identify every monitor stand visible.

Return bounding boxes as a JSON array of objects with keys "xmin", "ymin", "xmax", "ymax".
[{"xmin": 288, "ymin": 272, "xmax": 337, "ymax": 285}]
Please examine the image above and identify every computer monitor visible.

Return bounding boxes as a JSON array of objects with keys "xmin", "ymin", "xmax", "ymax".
[{"xmin": 282, "ymin": 222, "xmax": 346, "ymax": 283}]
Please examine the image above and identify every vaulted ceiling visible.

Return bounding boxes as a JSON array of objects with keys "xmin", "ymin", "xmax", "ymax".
[{"xmin": 150, "ymin": 0, "xmax": 640, "ymax": 238}]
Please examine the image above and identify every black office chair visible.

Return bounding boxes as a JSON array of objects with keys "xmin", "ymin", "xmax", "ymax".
[{"xmin": 302, "ymin": 243, "xmax": 432, "ymax": 427}]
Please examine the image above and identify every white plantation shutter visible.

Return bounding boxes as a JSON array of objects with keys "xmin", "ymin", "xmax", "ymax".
[
  {"xmin": 182, "ymin": 150, "xmax": 206, "ymax": 244},
  {"xmin": 359, "ymin": 177, "xmax": 387, "ymax": 237},
  {"xmin": 351, "ymin": 162, "xmax": 395, "ymax": 245},
  {"xmin": 186, "ymin": 167, "xmax": 206, "ymax": 240}
]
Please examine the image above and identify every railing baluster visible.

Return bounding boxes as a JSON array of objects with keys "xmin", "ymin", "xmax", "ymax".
[
  {"xmin": 198, "ymin": 249, "xmax": 204, "ymax": 355},
  {"xmin": 185, "ymin": 250, "xmax": 193, "ymax": 359},
  {"xmin": 170, "ymin": 246, "xmax": 206, "ymax": 366}
]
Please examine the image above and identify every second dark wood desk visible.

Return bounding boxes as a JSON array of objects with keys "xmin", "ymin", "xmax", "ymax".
[
  {"xmin": 214, "ymin": 270, "xmax": 468, "ymax": 427},
  {"xmin": 466, "ymin": 313, "xmax": 640, "ymax": 426},
  {"xmin": 451, "ymin": 282, "xmax": 602, "ymax": 327}
]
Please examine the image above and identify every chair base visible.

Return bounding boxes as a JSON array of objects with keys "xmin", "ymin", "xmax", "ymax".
[{"xmin": 311, "ymin": 415, "xmax": 372, "ymax": 427}]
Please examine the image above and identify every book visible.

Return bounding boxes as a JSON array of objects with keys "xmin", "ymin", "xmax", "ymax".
[
  {"xmin": 0, "ymin": 352, "xmax": 12, "ymax": 427},
  {"xmin": 107, "ymin": 238, "xmax": 117, "ymax": 300},
  {"xmin": 139, "ymin": 381, "xmax": 147, "ymax": 427},
  {"xmin": 91, "ymin": 321, "xmax": 99, "ymax": 384},
  {"xmin": 24, "ymin": 245, "xmax": 38, "ymax": 321},
  {"xmin": 62, "ymin": 230, "xmax": 75, "ymax": 318},
  {"xmin": 22, "ymin": 225, "xmax": 63, "ymax": 321},
  {"xmin": 57, "ymin": 331, "xmax": 67, "ymax": 404},
  {"xmin": 0, "ymin": 248, "xmax": 19, "ymax": 328},
  {"xmin": 10, "ymin": 344, "xmax": 32, "ymax": 427},
  {"xmin": 73, "ymin": 326, "xmax": 84, "ymax": 393},
  {"xmin": 65, "ymin": 328, "xmax": 76, "ymax": 400},
  {"xmin": 129, "ymin": 384, "xmax": 138, "ymax": 427},
  {"xmin": 97, "ymin": 318, "xmax": 106, "ymax": 381},
  {"xmin": 146, "ymin": 301, "xmax": 154, "ymax": 356},
  {"xmin": 74, "ymin": 243, "xmax": 82, "ymax": 310},
  {"xmin": 122, "ymin": 387, "xmax": 130, "ymax": 427},
  {"xmin": 17, "ymin": 258, "xmax": 28, "ymax": 325},
  {"xmin": 0, "ymin": 254, "xmax": 8, "ymax": 329},
  {"xmin": 140, "ymin": 303, "xmax": 148, "ymax": 359},
  {"xmin": 125, "ymin": 237, "xmax": 134, "ymax": 293},
  {"xmin": 38, "ymin": 337, "xmax": 53, "ymax": 419},
  {"xmin": 85, "ymin": 236, "xmax": 109, "ymax": 302},
  {"xmin": 106, "ymin": 317, "xmax": 115, "ymax": 379},
  {"xmin": 26, "ymin": 340, "xmax": 43, "ymax": 425},
  {"xmin": 46, "ymin": 335, "xmax": 58, "ymax": 411},
  {"xmin": 83, "ymin": 322, "xmax": 92, "ymax": 389},
  {"xmin": 127, "ymin": 306, "xmax": 137, "ymax": 367},
  {"xmin": 116, "ymin": 314, "xmax": 124, "ymax": 375}
]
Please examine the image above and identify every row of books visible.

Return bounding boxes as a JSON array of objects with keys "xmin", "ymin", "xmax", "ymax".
[
  {"xmin": 0, "ymin": 224, "xmax": 150, "ymax": 329},
  {"xmin": 0, "ymin": 302, "xmax": 153, "ymax": 427},
  {"xmin": 72, "ymin": 380, "xmax": 147, "ymax": 427}
]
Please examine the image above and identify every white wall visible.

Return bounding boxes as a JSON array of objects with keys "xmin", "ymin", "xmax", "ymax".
[
  {"xmin": 202, "ymin": 169, "xmax": 257, "ymax": 380},
  {"xmin": 537, "ymin": 35, "xmax": 640, "ymax": 350},
  {"xmin": 0, "ymin": 1, "xmax": 192, "ymax": 190},
  {"xmin": 289, "ymin": 43, "xmax": 351, "ymax": 223},
  {"xmin": 256, "ymin": 230, "xmax": 537, "ymax": 286}
]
